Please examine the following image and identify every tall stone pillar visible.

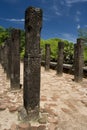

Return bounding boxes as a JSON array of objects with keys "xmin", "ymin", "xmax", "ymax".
[
  {"xmin": 57, "ymin": 41, "xmax": 64, "ymax": 76},
  {"xmin": 45, "ymin": 44, "xmax": 50, "ymax": 70},
  {"xmin": 74, "ymin": 38, "xmax": 84, "ymax": 82},
  {"xmin": 24, "ymin": 6, "xmax": 42, "ymax": 120},
  {"xmin": 4, "ymin": 39, "xmax": 8, "ymax": 73},
  {"xmin": 1, "ymin": 45, "xmax": 5, "ymax": 69},
  {"xmin": 5, "ymin": 38, "xmax": 11, "ymax": 79},
  {"xmin": 0, "ymin": 46, "xmax": 1, "ymax": 63},
  {"xmin": 0, "ymin": 45, "xmax": 3, "ymax": 66},
  {"xmin": 10, "ymin": 29, "xmax": 20, "ymax": 89}
]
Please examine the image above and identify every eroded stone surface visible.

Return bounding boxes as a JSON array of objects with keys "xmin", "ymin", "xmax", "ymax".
[{"xmin": 24, "ymin": 6, "xmax": 42, "ymax": 119}]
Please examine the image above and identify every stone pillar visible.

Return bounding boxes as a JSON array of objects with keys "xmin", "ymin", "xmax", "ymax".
[
  {"xmin": 5, "ymin": 38, "xmax": 11, "ymax": 79},
  {"xmin": 0, "ymin": 45, "xmax": 3, "ymax": 66},
  {"xmin": 24, "ymin": 6, "xmax": 42, "ymax": 120},
  {"xmin": 1, "ymin": 45, "xmax": 5, "ymax": 69},
  {"xmin": 74, "ymin": 38, "xmax": 84, "ymax": 82},
  {"xmin": 10, "ymin": 29, "xmax": 20, "ymax": 89},
  {"xmin": 45, "ymin": 44, "xmax": 50, "ymax": 70},
  {"xmin": 6, "ymin": 38, "xmax": 12, "ymax": 79},
  {"xmin": 4, "ymin": 39, "xmax": 8, "ymax": 73},
  {"xmin": 57, "ymin": 41, "xmax": 64, "ymax": 76},
  {"xmin": 0, "ymin": 46, "xmax": 1, "ymax": 63}
]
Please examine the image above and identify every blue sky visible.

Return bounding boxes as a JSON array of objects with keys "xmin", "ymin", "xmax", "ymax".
[{"xmin": 0, "ymin": 0, "xmax": 87, "ymax": 42}]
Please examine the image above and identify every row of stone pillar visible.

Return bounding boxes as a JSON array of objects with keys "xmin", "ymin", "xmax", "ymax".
[
  {"xmin": 0, "ymin": 29, "xmax": 20, "ymax": 89},
  {"xmin": 45, "ymin": 38, "xmax": 84, "ymax": 82},
  {"xmin": 0, "ymin": 6, "xmax": 42, "ymax": 120},
  {"xmin": 0, "ymin": 5, "xmax": 84, "ymax": 121}
]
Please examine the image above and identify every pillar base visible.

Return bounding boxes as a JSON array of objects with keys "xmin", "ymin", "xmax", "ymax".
[{"xmin": 18, "ymin": 106, "xmax": 40, "ymax": 121}]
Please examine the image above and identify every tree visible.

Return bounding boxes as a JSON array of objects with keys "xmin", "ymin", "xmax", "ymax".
[
  {"xmin": 78, "ymin": 28, "xmax": 87, "ymax": 41},
  {"xmin": 0, "ymin": 26, "xmax": 9, "ymax": 45},
  {"xmin": 78, "ymin": 28, "xmax": 87, "ymax": 62}
]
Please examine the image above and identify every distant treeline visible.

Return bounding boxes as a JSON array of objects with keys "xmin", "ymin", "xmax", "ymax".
[{"xmin": 0, "ymin": 26, "xmax": 87, "ymax": 64}]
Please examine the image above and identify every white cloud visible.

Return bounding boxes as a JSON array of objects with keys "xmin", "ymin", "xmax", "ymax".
[
  {"xmin": 77, "ymin": 24, "xmax": 80, "ymax": 29},
  {"xmin": 76, "ymin": 11, "xmax": 81, "ymax": 15},
  {"xmin": 84, "ymin": 25, "xmax": 87, "ymax": 27},
  {"xmin": 7, "ymin": 18, "xmax": 24, "ymax": 22},
  {"xmin": 52, "ymin": 4, "xmax": 62, "ymax": 16},
  {"xmin": 59, "ymin": 32, "xmax": 76, "ymax": 42},
  {"xmin": 75, "ymin": 16, "xmax": 80, "ymax": 22},
  {"xmin": 74, "ymin": 10, "xmax": 81, "ymax": 22},
  {"xmin": 0, "ymin": 18, "xmax": 24, "ymax": 22},
  {"xmin": 65, "ymin": 0, "xmax": 87, "ymax": 6},
  {"xmin": 55, "ymin": 11, "xmax": 62, "ymax": 16},
  {"xmin": 43, "ymin": 16, "xmax": 50, "ymax": 21}
]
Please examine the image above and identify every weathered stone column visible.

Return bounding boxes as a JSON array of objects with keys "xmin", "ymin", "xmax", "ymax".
[
  {"xmin": 6, "ymin": 38, "xmax": 12, "ymax": 79},
  {"xmin": 24, "ymin": 6, "xmax": 42, "ymax": 120},
  {"xmin": 0, "ymin": 46, "xmax": 1, "ymax": 63},
  {"xmin": 1, "ymin": 45, "xmax": 5, "ymax": 69},
  {"xmin": 10, "ymin": 29, "xmax": 20, "ymax": 89},
  {"xmin": 57, "ymin": 41, "xmax": 64, "ymax": 76},
  {"xmin": 3, "ymin": 39, "xmax": 9, "ymax": 73},
  {"xmin": 74, "ymin": 38, "xmax": 84, "ymax": 82},
  {"xmin": 0, "ymin": 45, "xmax": 3, "ymax": 66},
  {"xmin": 4, "ymin": 38, "xmax": 11, "ymax": 79},
  {"xmin": 45, "ymin": 44, "xmax": 50, "ymax": 70}
]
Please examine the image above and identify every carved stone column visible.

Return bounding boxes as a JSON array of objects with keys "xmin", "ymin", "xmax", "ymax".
[
  {"xmin": 57, "ymin": 41, "xmax": 64, "ymax": 76},
  {"xmin": 45, "ymin": 44, "xmax": 50, "ymax": 70},
  {"xmin": 24, "ymin": 6, "xmax": 42, "ymax": 120},
  {"xmin": 10, "ymin": 29, "xmax": 20, "ymax": 89},
  {"xmin": 74, "ymin": 38, "xmax": 84, "ymax": 82}
]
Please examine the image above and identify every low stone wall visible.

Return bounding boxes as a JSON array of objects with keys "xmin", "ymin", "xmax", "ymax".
[{"xmin": 41, "ymin": 61, "xmax": 87, "ymax": 78}]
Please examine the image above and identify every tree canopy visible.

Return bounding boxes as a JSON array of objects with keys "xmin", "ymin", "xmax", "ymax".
[{"xmin": 0, "ymin": 26, "xmax": 87, "ymax": 64}]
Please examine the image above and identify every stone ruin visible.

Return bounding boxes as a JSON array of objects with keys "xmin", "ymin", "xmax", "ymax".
[
  {"xmin": 45, "ymin": 44, "xmax": 50, "ymax": 70},
  {"xmin": 0, "ymin": 6, "xmax": 85, "ymax": 125},
  {"xmin": 57, "ymin": 41, "xmax": 64, "ymax": 76},
  {"xmin": 23, "ymin": 6, "xmax": 42, "ymax": 119},
  {"xmin": 10, "ymin": 29, "xmax": 20, "ymax": 89},
  {"xmin": 74, "ymin": 38, "xmax": 84, "ymax": 82}
]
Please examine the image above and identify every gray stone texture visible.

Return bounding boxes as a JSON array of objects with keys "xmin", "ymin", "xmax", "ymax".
[
  {"xmin": 5, "ymin": 38, "xmax": 11, "ymax": 79},
  {"xmin": 10, "ymin": 29, "xmax": 20, "ymax": 89},
  {"xmin": 1, "ymin": 45, "xmax": 5, "ymax": 69},
  {"xmin": 45, "ymin": 44, "xmax": 50, "ymax": 70},
  {"xmin": 74, "ymin": 38, "xmax": 84, "ymax": 82},
  {"xmin": 24, "ymin": 6, "xmax": 42, "ymax": 120},
  {"xmin": 57, "ymin": 41, "xmax": 64, "ymax": 76},
  {"xmin": 3, "ymin": 39, "xmax": 9, "ymax": 73}
]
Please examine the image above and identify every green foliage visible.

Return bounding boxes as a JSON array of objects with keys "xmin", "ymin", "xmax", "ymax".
[
  {"xmin": 40, "ymin": 38, "xmax": 74, "ymax": 63},
  {"xmin": 78, "ymin": 27, "xmax": 87, "ymax": 62},
  {"xmin": 64, "ymin": 40, "xmax": 74, "ymax": 64},
  {"xmin": 0, "ymin": 26, "xmax": 87, "ymax": 64},
  {"xmin": 78, "ymin": 28, "xmax": 87, "ymax": 41},
  {"xmin": 0, "ymin": 26, "xmax": 25, "ymax": 60},
  {"xmin": 0, "ymin": 26, "xmax": 9, "ymax": 45},
  {"xmin": 40, "ymin": 38, "xmax": 62, "ymax": 61},
  {"xmin": 84, "ymin": 43, "xmax": 87, "ymax": 62},
  {"xmin": 20, "ymin": 30, "xmax": 25, "ymax": 59}
]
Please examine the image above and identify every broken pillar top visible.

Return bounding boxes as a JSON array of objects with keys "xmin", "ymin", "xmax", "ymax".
[
  {"xmin": 58, "ymin": 41, "xmax": 64, "ymax": 49},
  {"xmin": 25, "ymin": 6, "xmax": 43, "ymax": 56},
  {"xmin": 11, "ymin": 29, "xmax": 20, "ymax": 40},
  {"xmin": 25, "ymin": 6, "xmax": 42, "ymax": 30}
]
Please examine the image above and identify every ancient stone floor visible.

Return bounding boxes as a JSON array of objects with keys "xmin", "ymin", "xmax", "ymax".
[{"xmin": 0, "ymin": 63, "xmax": 87, "ymax": 130}]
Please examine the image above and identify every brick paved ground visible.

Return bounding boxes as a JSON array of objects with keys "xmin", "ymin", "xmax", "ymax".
[{"xmin": 0, "ymin": 62, "xmax": 87, "ymax": 130}]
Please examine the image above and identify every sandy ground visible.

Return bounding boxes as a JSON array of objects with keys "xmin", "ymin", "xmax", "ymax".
[{"xmin": 0, "ymin": 62, "xmax": 87, "ymax": 130}]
